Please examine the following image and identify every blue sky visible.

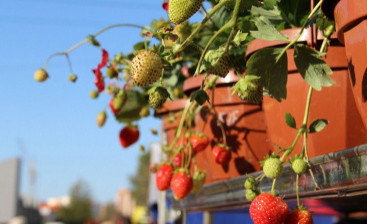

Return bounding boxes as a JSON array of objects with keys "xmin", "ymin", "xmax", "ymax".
[{"xmin": 0, "ymin": 0, "xmax": 192, "ymax": 203}]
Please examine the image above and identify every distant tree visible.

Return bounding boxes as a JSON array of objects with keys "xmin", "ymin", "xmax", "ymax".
[
  {"xmin": 57, "ymin": 179, "xmax": 93, "ymax": 224},
  {"xmin": 129, "ymin": 151, "xmax": 150, "ymax": 205}
]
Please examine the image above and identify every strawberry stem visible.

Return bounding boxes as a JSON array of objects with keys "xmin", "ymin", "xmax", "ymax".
[
  {"xmin": 271, "ymin": 178, "xmax": 277, "ymax": 193},
  {"xmin": 296, "ymin": 174, "xmax": 300, "ymax": 207},
  {"xmin": 172, "ymin": 1, "xmax": 228, "ymax": 54},
  {"xmin": 44, "ymin": 23, "xmax": 145, "ymax": 69},
  {"xmin": 194, "ymin": 0, "xmax": 244, "ymax": 76},
  {"xmin": 276, "ymin": 0, "xmax": 323, "ymax": 61},
  {"xmin": 65, "ymin": 54, "xmax": 74, "ymax": 74}
]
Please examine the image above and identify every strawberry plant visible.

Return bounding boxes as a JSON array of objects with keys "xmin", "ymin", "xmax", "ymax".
[{"xmin": 35, "ymin": 0, "xmax": 345, "ymax": 219}]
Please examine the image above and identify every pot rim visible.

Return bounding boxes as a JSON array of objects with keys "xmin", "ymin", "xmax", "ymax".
[
  {"xmin": 321, "ymin": 0, "xmax": 340, "ymax": 20},
  {"xmin": 154, "ymin": 98, "xmax": 188, "ymax": 117},
  {"xmin": 183, "ymin": 71, "xmax": 239, "ymax": 94},
  {"xmin": 245, "ymin": 27, "xmax": 338, "ymax": 59},
  {"xmin": 333, "ymin": 0, "xmax": 367, "ymax": 44}
]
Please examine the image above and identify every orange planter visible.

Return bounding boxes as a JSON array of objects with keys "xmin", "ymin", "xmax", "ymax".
[
  {"xmin": 246, "ymin": 28, "xmax": 367, "ymax": 158},
  {"xmin": 322, "ymin": 0, "xmax": 367, "ymax": 129},
  {"xmin": 155, "ymin": 99, "xmax": 188, "ymax": 146},
  {"xmin": 183, "ymin": 72, "xmax": 273, "ymax": 184}
]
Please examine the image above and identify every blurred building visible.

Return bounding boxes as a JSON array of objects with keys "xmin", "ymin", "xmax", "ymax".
[
  {"xmin": 0, "ymin": 157, "xmax": 42, "ymax": 224},
  {"xmin": 115, "ymin": 188, "xmax": 135, "ymax": 218}
]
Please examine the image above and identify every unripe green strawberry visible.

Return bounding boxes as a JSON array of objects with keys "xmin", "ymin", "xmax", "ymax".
[
  {"xmin": 168, "ymin": 0, "xmax": 204, "ymax": 24},
  {"xmin": 244, "ymin": 176, "xmax": 257, "ymax": 191},
  {"xmin": 173, "ymin": 86, "xmax": 183, "ymax": 98},
  {"xmin": 207, "ymin": 56, "xmax": 230, "ymax": 78},
  {"xmin": 149, "ymin": 87, "xmax": 170, "ymax": 109},
  {"xmin": 139, "ymin": 145, "xmax": 145, "ymax": 152},
  {"xmin": 68, "ymin": 74, "xmax": 77, "ymax": 82},
  {"xmin": 192, "ymin": 170, "xmax": 206, "ymax": 194},
  {"xmin": 34, "ymin": 68, "xmax": 49, "ymax": 82},
  {"xmin": 232, "ymin": 75, "xmax": 263, "ymax": 104},
  {"xmin": 113, "ymin": 90, "xmax": 127, "ymax": 111},
  {"xmin": 139, "ymin": 107, "xmax": 150, "ymax": 117},
  {"xmin": 107, "ymin": 66, "xmax": 118, "ymax": 79},
  {"xmin": 174, "ymin": 22, "xmax": 192, "ymax": 42},
  {"xmin": 105, "ymin": 85, "xmax": 119, "ymax": 95},
  {"xmin": 131, "ymin": 50, "xmax": 163, "ymax": 87},
  {"xmin": 90, "ymin": 90, "xmax": 99, "ymax": 99},
  {"xmin": 246, "ymin": 189, "xmax": 258, "ymax": 201},
  {"xmin": 96, "ymin": 111, "xmax": 107, "ymax": 127},
  {"xmin": 291, "ymin": 157, "xmax": 309, "ymax": 175},
  {"xmin": 262, "ymin": 156, "xmax": 283, "ymax": 179}
]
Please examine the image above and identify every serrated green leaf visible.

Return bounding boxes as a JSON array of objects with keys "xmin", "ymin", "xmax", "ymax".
[
  {"xmin": 294, "ymin": 44, "xmax": 334, "ymax": 91},
  {"xmin": 233, "ymin": 31, "xmax": 248, "ymax": 47},
  {"xmin": 250, "ymin": 16, "xmax": 289, "ymax": 41},
  {"xmin": 309, "ymin": 119, "xmax": 328, "ymax": 133},
  {"xmin": 212, "ymin": 6, "xmax": 232, "ymax": 28},
  {"xmin": 250, "ymin": 6, "xmax": 283, "ymax": 20},
  {"xmin": 246, "ymin": 48, "xmax": 288, "ymax": 101},
  {"xmin": 133, "ymin": 41, "xmax": 149, "ymax": 51},
  {"xmin": 190, "ymin": 89, "xmax": 209, "ymax": 105},
  {"xmin": 285, "ymin": 112, "xmax": 296, "ymax": 129},
  {"xmin": 116, "ymin": 90, "xmax": 148, "ymax": 123},
  {"xmin": 263, "ymin": 0, "xmax": 280, "ymax": 9}
]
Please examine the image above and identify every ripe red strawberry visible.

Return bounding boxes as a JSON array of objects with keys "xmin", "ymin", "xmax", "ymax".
[
  {"xmin": 285, "ymin": 208, "xmax": 314, "ymax": 224},
  {"xmin": 119, "ymin": 126, "xmax": 140, "ymax": 148},
  {"xmin": 171, "ymin": 169, "xmax": 193, "ymax": 200},
  {"xmin": 155, "ymin": 164, "xmax": 174, "ymax": 191},
  {"xmin": 250, "ymin": 193, "xmax": 288, "ymax": 224},
  {"xmin": 212, "ymin": 145, "xmax": 231, "ymax": 164},
  {"xmin": 190, "ymin": 134, "xmax": 209, "ymax": 152},
  {"xmin": 173, "ymin": 153, "xmax": 183, "ymax": 167}
]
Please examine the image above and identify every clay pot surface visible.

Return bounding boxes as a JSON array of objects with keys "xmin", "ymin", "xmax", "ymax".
[
  {"xmin": 183, "ymin": 72, "xmax": 272, "ymax": 184},
  {"xmin": 246, "ymin": 28, "xmax": 367, "ymax": 158},
  {"xmin": 323, "ymin": 0, "xmax": 367, "ymax": 128}
]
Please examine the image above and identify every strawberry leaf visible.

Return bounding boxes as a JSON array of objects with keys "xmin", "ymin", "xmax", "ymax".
[
  {"xmin": 250, "ymin": 6, "xmax": 283, "ymax": 20},
  {"xmin": 250, "ymin": 16, "xmax": 289, "ymax": 41},
  {"xmin": 233, "ymin": 31, "xmax": 248, "ymax": 47},
  {"xmin": 294, "ymin": 44, "xmax": 334, "ymax": 91},
  {"xmin": 190, "ymin": 89, "xmax": 209, "ymax": 105},
  {"xmin": 285, "ymin": 113, "xmax": 296, "ymax": 129},
  {"xmin": 246, "ymin": 47, "xmax": 288, "ymax": 101},
  {"xmin": 116, "ymin": 90, "xmax": 148, "ymax": 123},
  {"xmin": 309, "ymin": 119, "xmax": 328, "ymax": 133}
]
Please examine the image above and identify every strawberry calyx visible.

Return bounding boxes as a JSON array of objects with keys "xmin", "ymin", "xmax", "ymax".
[{"xmin": 216, "ymin": 143, "xmax": 230, "ymax": 150}]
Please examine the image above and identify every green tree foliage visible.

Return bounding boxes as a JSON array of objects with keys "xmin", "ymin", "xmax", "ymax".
[
  {"xmin": 56, "ymin": 180, "xmax": 93, "ymax": 224},
  {"xmin": 129, "ymin": 151, "xmax": 150, "ymax": 206}
]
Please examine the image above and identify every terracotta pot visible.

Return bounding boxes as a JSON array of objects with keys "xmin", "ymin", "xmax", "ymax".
[
  {"xmin": 154, "ymin": 99, "xmax": 188, "ymax": 146},
  {"xmin": 246, "ymin": 28, "xmax": 367, "ymax": 158},
  {"xmin": 183, "ymin": 72, "xmax": 273, "ymax": 184},
  {"xmin": 322, "ymin": 0, "xmax": 367, "ymax": 129}
]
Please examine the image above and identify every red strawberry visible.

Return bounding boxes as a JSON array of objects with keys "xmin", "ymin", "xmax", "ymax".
[
  {"xmin": 119, "ymin": 126, "xmax": 140, "ymax": 148},
  {"xmin": 109, "ymin": 98, "xmax": 120, "ymax": 115},
  {"xmin": 190, "ymin": 134, "xmax": 209, "ymax": 152},
  {"xmin": 162, "ymin": 1, "xmax": 169, "ymax": 11},
  {"xmin": 212, "ymin": 145, "xmax": 231, "ymax": 164},
  {"xmin": 250, "ymin": 193, "xmax": 288, "ymax": 224},
  {"xmin": 155, "ymin": 164, "xmax": 174, "ymax": 191},
  {"xmin": 171, "ymin": 169, "xmax": 193, "ymax": 200},
  {"xmin": 285, "ymin": 208, "xmax": 313, "ymax": 224},
  {"xmin": 173, "ymin": 153, "xmax": 183, "ymax": 167}
]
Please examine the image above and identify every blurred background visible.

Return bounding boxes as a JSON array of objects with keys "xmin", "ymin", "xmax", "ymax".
[{"xmin": 0, "ymin": 0, "xmax": 183, "ymax": 223}]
